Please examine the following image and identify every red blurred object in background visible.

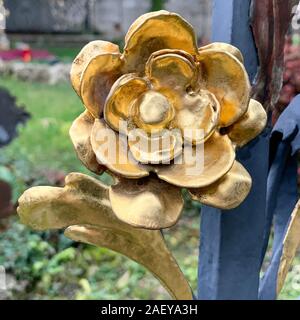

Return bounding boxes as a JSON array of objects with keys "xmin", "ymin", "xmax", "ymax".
[
  {"xmin": 0, "ymin": 180, "xmax": 13, "ymax": 219},
  {"xmin": 0, "ymin": 49, "xmax": 54, "ymax": 62},
  {"xmin": 277, "ymin": 35, "xmax": 300, "ymax": 188},
  {"xmin": 21, "ymin": 48, "xmax": 32, "ymax": 62},
  {"xmin": 273, "ymin": 35, "xmax": 300, "ymax": 124}
]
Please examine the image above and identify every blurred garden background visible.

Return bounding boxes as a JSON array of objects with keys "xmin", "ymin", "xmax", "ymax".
[{"xmin": 0, "ymin": 0, "xmax": 300, "ymax": 300}]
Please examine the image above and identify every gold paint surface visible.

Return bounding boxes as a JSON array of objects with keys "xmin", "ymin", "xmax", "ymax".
[
  {"xmin": 199, "ymin": 42, "xmax": 244, "ymax": 63},
  {"xmin": 198, "ymin": 49, "xmax": 250, "ymax": 127},
  {"xmin": 109, "ymin": 176, "xmax": 183, "ymax": 229},
  {"xmin": 146, "ymin": 48, "xmax": 197, "ymax": 70},
  {"xmin": 146, "ymin": 52, "xmax": 196, "ymax": 91},
  {"xmin": 18, "ymin": 10, "xmax": 270, "ymax": 301},
  {"xmin": 69, "ymin": 110, "xmax": 104, "ymax": 174},
  {"xmin": 173, "ymin": 90, "xmax": 220, "ymax": 145},
  {"xmin": 80, "ymin": 53, "xmax": 122, "ymax": 118},
  {"xmin": 156, "ymin": 132, "xmax": 235, "ymax": 188},
  {"xmin": 189, "ymin": 161, "xmax": 252, "ymax": 209},
  {"xmin": 277, "ymin": 200, "xmax": 300, "ymax": 296},
  {"xmin": 18, "ymin": 173, "xmax": 192, "ymax": 300},
  {"xmin": 136, "ymin": 91, "xmax": 172, "ymax": 126},
  {"xmin": 123, "ymin": 10, "xmax": 198, "ymax": 73},
  {"xmin": 70, "ymin": 40, "xmax": 120, "ymax": 96},
  {"xmin": 91, "ymin": 119, "xmax": 150, "ymax": 178},
  {"xmin": 131, "ymin": 90, "xmax": 175, "ymax": 134},
  {"xmin": 104, "ymin": 74, "xmax": 149, "ymax": 133},
  {"xmin": 69, "ymin": 11, "xmax": 265, "ymax": 191},
  {"xmin": 128, "ymin": 129, "xmax": 183, "ymax": 164},
  {"xmin": 228, "ymin": 99, "xmax": 267, "ymax": 147}
]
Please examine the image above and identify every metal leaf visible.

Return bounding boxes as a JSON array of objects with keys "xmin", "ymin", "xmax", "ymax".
[{"xmin": 17, "ymin": 172, "xmax": 193, "ymax": 300}]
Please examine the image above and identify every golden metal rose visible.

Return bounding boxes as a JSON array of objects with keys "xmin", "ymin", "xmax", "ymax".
[
  {"xmin": 17, "ymin": 11, "xmax": 267, "ymax": 299},
  {"xmin": 69, "ymin": 10, "xmax": 267, "ymax": 229}
]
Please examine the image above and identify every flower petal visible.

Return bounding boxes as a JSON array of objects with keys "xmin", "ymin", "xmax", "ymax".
[
  {"xmin": 69, "ymin": 111, "xmax": 104, "ymax": 174},
  {"xmin": 156, "ymin": 131, "xmax": 235, "ymax": 188},
  {"xmin": 146, "ymin": 51, "xmax": 197, "ymax": 91},
  {"xmin": 17, "ymin": 172, "xmax": 192, "ymax": 300},
  {"xmin": 128, "ymin": 129, "xmax": 183, "ymax": 164},
  {"xmin": 173, "ymin": 90, "xmax": 220, "ymax": 144},
  {"xmin": 90, "ymin": 118, "xmax": 149, "ymax": 178},
  {"xmin": 146, "ymin": 48, "xmax": 196, "ymax": 64},
  {"xmin": 104, "ymin": 74, "xmax": 149, "ymax": 133},
  {"xmin": 109, "ymin": 176, "xmax": 183, "ymax": 229},
  {"xmin": 198, "ymin": 49, "xmax": 250, "ymax": 127},
  {"xmin": 80, "ymin": 52, "xmax": 123, "ymax": 118},
  {"xmin": 70, "ymin": 40, "xmax": 120, "ymax": 96},
  {"xmin": 228, "ymin": 99, "xmax": 267, "ymax": 147},
  {"xmin": 188, "ymin": 161, "xmax": 252, "ymax": 209},
  {"xmin": 123, "ymin": 10, "xmax": 198, "ymax": 73},
  {"xmin": 132, "ymin": 90, "xmax": 175, "ymax": 134},
  {"xmin": 144, "ymin": 50, "xmax": 220, "ymax": 145},
  {"xmin": 199, "ymin": 42, "xmax": 244, "ymax": 63}
]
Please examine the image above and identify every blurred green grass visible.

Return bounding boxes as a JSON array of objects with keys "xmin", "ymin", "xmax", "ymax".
[
  {"xmin": 0, "ymin": 76, "xmax": 89, "ymax": 197},
  {"xmin": 47, "ymin": 47, "xmax": 81, "ymax": 61},
  {"xmin": 0, "ymin": 75, "xmax": 299, "ymax": 300}
]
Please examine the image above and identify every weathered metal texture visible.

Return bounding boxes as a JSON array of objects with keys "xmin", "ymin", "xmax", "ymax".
[
  {"xmin": 18, "ymin": 172, "xmax": 193, "ymax": 300},
  {"xmin": 4, "ymin": 0, "xmax": 88, "ymax": 33},
  {"xmin": 251, "ymin": 0, "xmax": 298, "ymax": 111},
  {"xmin": 277, "ymin": 200, "xmax": 300, "ymax": 295},
  {"xmin": 69, "ymin": 10, "xmax": 266, "ymax": 219},
  {"xmin": 198, "ymin": 0, "xmax": 268, "ymax": 300},
  {"xmin": 259, "ymin": 94, "xmax": 300, "ymax": 299}
]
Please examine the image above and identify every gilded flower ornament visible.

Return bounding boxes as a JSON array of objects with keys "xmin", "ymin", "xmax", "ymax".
[
  {"xmin": 17, "ymin": 11, "xmax": 267, "ymax": 299},
  {"xmin": 68, "ymin": 10, "xmax": 266, "ymax": 229}
]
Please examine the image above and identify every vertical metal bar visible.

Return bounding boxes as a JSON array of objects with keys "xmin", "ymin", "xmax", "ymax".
[
  {"xmin": 211, "ymin": 0, "xmax": 258, "ymax": 80},
  {"xmin": 198, "ymin": 0, "xmax": 269, "ymax": 300}
]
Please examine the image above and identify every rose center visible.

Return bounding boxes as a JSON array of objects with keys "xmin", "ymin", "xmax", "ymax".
[{"xmin": 138, "ymin": 91, "xmax": 171, "ymax": 125}]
